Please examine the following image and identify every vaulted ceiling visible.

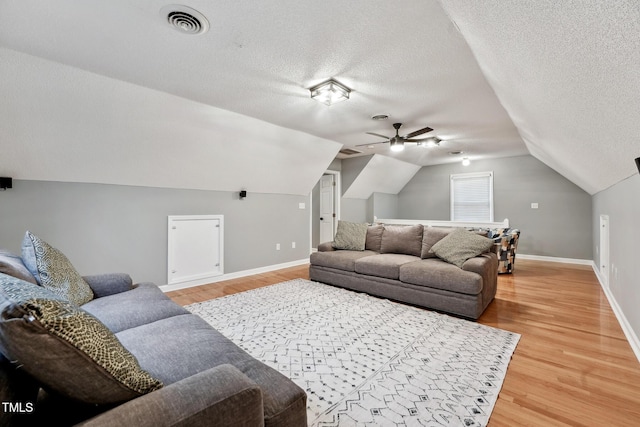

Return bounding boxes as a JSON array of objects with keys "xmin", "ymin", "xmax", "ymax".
[{"xmin": 0, "ymin": 0, "xmax": 638, "ymax": 195}]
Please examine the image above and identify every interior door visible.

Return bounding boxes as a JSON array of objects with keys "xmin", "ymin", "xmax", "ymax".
[{"xmin": 319, "ymin": 174, "xmax": 335, "ymax": 243}]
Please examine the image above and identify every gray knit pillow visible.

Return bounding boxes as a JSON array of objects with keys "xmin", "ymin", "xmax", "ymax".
[
  {"xmin": 429, "ymin": 228, "xmax": 494, "ymax": 268},
  {"xmin": 0, "ymin": 274, "xmax": 163, "ymax": 404},
  {"xmin": 21, "ymin": 231, "xmax": 94, "ymax": 305},
  {"xmin": 332, "ymin": 221, "xmax": 369, "ymax": 251}
]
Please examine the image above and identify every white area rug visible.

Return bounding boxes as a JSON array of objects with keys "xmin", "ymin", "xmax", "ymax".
[{"xmin": 187, "ymin": 279, "xmax": 519, "ymax": 426}]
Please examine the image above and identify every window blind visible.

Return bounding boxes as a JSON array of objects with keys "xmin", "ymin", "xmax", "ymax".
[{"xmin": 450, "ymin": 171, "xmax": 494, "ymax": 222}]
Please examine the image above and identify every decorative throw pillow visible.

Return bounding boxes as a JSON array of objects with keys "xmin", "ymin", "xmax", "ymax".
[
  {"xmin": 379, "ymin": 224, "xmax": 423, "ymax": 257},
  {"xmin": 0, "ymin": 273, "xmax": 163, "ymax": 404},
  {"xmin": 429, "ymin": 228, "xmax": 494, "ymax": 268},
  {"xmin": 21, "ymin": 231, "xmax": 94, "ymax": 305},
  {"xmin": 420, "ymin": 227, "xmax": 456, "ymax": 259},
  {"xmin": 0, "ymin": 250, "xmax": 37, "ymax": 284},
  {"xmin": 332, "ymin": 221, "xmax": 369, "ymax": 251}
]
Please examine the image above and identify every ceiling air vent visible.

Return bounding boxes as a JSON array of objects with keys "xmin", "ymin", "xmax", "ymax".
[
  {"xmin": 161, "ymin": 5, "xmax": 209, "ymax": 35},
  {"xmin": 339, "ymin": 148, "xmax": 362, "ymax": 156}
]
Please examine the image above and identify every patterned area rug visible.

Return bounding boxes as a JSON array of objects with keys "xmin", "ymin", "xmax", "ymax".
[{"xmin": 187, "ymin": 279, "xmax": 519, "ymax": 426}]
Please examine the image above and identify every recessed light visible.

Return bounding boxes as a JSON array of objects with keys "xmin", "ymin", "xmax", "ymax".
[
  {"xmin": 371, "ymin": 114, "xmax": 389, "ymax": 121},
  {"xmin": 448, "ymin": 150, "xmax": 464, "ymax": 155}
]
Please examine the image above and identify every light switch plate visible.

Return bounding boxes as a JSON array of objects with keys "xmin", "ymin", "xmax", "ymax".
[{"xmin": 531, "ymin": 203, "xmax": 539, "ymax": 209}]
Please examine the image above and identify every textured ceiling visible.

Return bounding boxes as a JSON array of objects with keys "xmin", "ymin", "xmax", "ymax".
[
  {"xmin": 439, "ymin": 0, "xmax": 640, "ymax": 194},
  {"xmin": 0, "ymin": 0, "xmax": 637, "ymax": 195}
]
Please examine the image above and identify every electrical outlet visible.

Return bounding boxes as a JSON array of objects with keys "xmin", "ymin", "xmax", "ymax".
[
  {"xmin": 531, "ymin": 202, "xmax": 539, "ymax": 209},
  {"xmin": 276, "ymin": 243, "xmax": 281, "ymax": 250},
  {"xmin": 292, "ymin": 242, "xmax": 296, "ymax": 249},
  {"xmin": 298, "ymin": 202, "xmax": 306, "ymax": 209}
]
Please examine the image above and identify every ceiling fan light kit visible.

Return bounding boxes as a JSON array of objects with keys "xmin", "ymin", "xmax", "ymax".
[
  {"xmin": 309, "ymin": 79, "xmax": 351, "ymax": 106},
  {"xmin": 357, "ymin": 122, "xmax": 435, "ymax": 152},
  {"xmin": 390, "ymin": 141, "xmax": 405, "ymax": 152}
]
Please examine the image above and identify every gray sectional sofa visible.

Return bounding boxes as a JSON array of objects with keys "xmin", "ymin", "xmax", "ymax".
[
  {"xmin": 0, "ymin": 239, "xmax": 307, "ymax": 427},
  {"xmin": 310, "ymin": 224, "xmax": 499, "ymax": 320}
]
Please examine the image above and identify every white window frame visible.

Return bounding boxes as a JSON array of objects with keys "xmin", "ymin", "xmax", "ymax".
[{"xmin": 450, "ymin": 171, "xmax": 494, "ymax": 222}]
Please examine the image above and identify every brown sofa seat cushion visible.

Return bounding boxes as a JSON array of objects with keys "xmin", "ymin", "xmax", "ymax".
[
  {"xmin": 309, "ymin": 250, "xmax": 378, "ymax": 272},
  {"xmin": 355, "ymin": 254, "xmax": 421, "ymax": 280},
  {"xmin": 380, "ymin": 225, "xmax": 423, "ymax": 257},
  {"xmin": 399, "ymin": 259, "xmax": 483, "ymax": 295}
]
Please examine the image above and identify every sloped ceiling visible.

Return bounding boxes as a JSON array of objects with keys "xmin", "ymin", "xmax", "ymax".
[
  {"xmin": 342, "ymin": 155, "xmax": 421, "ymax": 199},
  {"xmin": 0, "ymin": 1, "xmax": 637, "ymax": 195},
  {"xmin": 0, "ymin": 48, "xmax": 340, "ymax": 195},
  {"xmin": 438, "ymin": 0, "xmax": 640, "ymax": 194}
]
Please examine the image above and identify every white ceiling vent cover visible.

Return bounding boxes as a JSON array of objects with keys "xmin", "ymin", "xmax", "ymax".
[{"xmin": 161, "ymin": 5, "xmax": 209, "ymax": 35}]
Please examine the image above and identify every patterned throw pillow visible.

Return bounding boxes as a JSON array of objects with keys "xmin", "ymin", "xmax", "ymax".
[
  {"xmin": 0, "ymin": 273, "xmax": 163, "ymax": 404},
  {"xmin": 332, "ymin": 221, "xmax": 369, "ymax": 251},
  {"xmin": 21, "ymin": 231, "xmax": 94, "ymax": 305},
  {"xmin": 429, "ymin": 228, "xmax": 494, "ymax": 268}
]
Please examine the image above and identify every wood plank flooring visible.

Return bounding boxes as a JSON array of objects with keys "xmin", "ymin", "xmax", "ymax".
[{"xmin": 167, "ymin": 259, "xmax": 640, "ymax": 426}]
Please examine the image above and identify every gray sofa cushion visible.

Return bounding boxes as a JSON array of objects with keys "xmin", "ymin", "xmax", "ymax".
[
  {"xmin": 421, "ymin": 227, "xmax": 457, "ymax": 259},
  {"xmin": 310, "ymin": 250, "xmax": 378, "ymax": 272},
  {"xmin": 82, "ymin": 283, "xmax": 189, "ymax": 333},
  {"xmin": 332, "ymin": 221, "xmax": 368, "ymax": 251},
  {"xmin": 0, "ymin": 274, "xmax": 163, "ymax": 405},
  {"xmin": 365, "ymin": 225, "xmax": 384, "ymax": 252},
  {"xmin": 117, "ymin": 314, "xmax": 307, "ymax": 427},
  {"xmin": 0, "ymin": 250, "xmax": 37, "ymax": 284},
  {"xmin": 399, "ymin": 259, "xmax": 483, "ymax": 295},
  {"xmin": 429, "ymin": 228, "xmax": 494, "ymax": 268},
  {"xmin": 380, "ymin": 225, "xmax": 423, "ymax": 257},
  {"xmin": 21, "ymin": 231, "xmax": 94, "ymax": 305},
  {"xmin": 355, "ymin": 254, "xmax": 420, "ymax": 280},
  {"xmin": 83, "ymin": 273, "xmax": 133, "ymax": 298}
]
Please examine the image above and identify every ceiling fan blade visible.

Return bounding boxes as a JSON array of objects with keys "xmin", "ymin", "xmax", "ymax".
[
  {"xmin": 366, "ymin": 132, "xmax": 391, "ymax": 140},
  {"xmin": 403, "ymin": 126, "xmax": 433, "ymax": 139},
  {"xmin": 355, "ymin": 141, "xmax": 388, "ymax": 147}
]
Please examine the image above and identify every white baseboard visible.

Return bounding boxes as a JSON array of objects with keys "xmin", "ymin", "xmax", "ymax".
[
  {"xmin": 590, "ymin": 262, "xmax": 640, "ymax": 364},
  {"xmin": 518, "ymin": 253, "xmax": 593, "ymax": 265},
  {"xmin": 159, "ymin": 258, "xmax": 310, "ymax": 293}
]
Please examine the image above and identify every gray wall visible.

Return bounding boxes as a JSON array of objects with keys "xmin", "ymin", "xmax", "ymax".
[
  {"xmin": 372, "ymin": 193, "xmax": 399, "ymax": 220},
  {"xmin": 398, "ymin": 155, "xmax": 593, "ymax": 259},
  {"xmin": 340, "ymin": 199, "xmax": 368, "ymax": 224},
  {"xmin": 0, "ymin": 180, "xmax": 310, "ymax": 286},
  {"xmin": 592, "ymin": 173, "xmax": 640, "ymax": 345},
  {"xmin": 341, "ymin": 156, "xmax": 372, "ymax": 196}
]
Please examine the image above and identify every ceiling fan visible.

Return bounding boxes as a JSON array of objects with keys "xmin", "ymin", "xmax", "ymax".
[{"xmin": 356, "ymin": 122, "xmax": 439, "ymax": 152}]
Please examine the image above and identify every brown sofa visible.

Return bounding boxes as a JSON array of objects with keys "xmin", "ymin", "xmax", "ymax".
[{"xmin": 309, "ymin": 224, "xmax": 498, "ymax": 320}]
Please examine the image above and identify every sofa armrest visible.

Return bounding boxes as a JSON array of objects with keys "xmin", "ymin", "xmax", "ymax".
[
  {"xmin": 317, "ymin": 242, "xmax": 335, "ymax": 252},
  {"xmin": 82, "ymin": 273, "xmax": 134, "ymax": 298},
  {"xmin": 461, "ymin": 252, "xmax": 498, "ymax": 275},
  {"xmin": 78, "ymin": 364, "xmax": 264, "ymax": 427}
]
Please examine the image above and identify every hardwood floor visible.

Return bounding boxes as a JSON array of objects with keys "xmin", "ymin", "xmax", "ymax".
[{"xmin": 167, "ymin": 259, "xmax": 640, "ymax": 426}]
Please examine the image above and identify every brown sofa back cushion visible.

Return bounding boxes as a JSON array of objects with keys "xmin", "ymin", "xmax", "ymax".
[
  {"xmin": 365, "ymin": 225, "xmax": 384, "ymax": 252},
  {"xmin": 379, "ymin": 225, "xmax": 423, "ymax": 257},
  {"xmin": 421, "ymin": 227, "xmax": 457, "ymax": 259}
]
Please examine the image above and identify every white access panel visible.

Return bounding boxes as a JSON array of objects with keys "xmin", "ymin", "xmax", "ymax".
[{"xmin": 168, "ymin": 215, "xmax": 224, "ymax": 285}]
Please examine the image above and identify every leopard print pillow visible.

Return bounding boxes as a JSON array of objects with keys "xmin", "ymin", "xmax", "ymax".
[{"xmin": 0, "ymin": 274, "xmax": 162, "ymax": 403}]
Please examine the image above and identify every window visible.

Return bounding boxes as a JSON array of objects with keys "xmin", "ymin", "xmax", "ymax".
[{"xmin": 450, "ymin": 171, "xmax": 494, "ymax": 222}]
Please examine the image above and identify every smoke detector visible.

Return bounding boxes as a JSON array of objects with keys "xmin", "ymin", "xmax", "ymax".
[{"xmin": 161, "ymin": 5, "xmax": 209, "ymax": 35}]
